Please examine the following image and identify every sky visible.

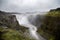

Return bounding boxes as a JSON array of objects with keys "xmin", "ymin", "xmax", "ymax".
[{"xmin": 0, "ymin": 0, "xmax": 60, "ymax": 13}]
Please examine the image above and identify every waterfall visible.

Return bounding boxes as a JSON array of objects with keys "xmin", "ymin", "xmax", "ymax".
[
  {"xmin": 29, "ymin": 25, "xmax": 39, "ymax": 40},
  {"xmin": 15, "ymin": 14, "xmax": 46, "ymax": 40}
]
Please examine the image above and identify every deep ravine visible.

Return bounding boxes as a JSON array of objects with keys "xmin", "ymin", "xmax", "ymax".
[{"xmin": 15, "ymin": 14, "xmax": 46, "ymax": 40}]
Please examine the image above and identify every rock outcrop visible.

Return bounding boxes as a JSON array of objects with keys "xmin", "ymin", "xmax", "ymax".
[{"xmin": 0, "ymin": 11, "xmax": 34, "ymax": 40}]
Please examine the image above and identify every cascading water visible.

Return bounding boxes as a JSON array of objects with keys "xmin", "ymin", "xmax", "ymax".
[
  {"xmin": 29, "ymin": 25, "xmax": 39, "ymax": 40},
  {"xmin": 15, "ymin": 14, "xmax": 46, "ymax": 40}
]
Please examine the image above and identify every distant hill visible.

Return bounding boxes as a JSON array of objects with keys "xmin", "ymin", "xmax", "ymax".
[
  {"xmin": 0, "ymin": 10, "xmax": 21, "ymax": 14},
  {"xmin": 50, "ymin": 8, "xmax": 60, "ymax": 12}
]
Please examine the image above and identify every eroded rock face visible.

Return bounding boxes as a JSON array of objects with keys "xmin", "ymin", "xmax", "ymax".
[{"xmin": 0, "ymin": 11, "xmax": 28, "ymax": 32}]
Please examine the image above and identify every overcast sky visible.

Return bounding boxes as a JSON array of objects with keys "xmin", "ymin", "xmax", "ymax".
[{"xmin": 0, "ymin": 0, "xmax": 60, "ymax": 13}]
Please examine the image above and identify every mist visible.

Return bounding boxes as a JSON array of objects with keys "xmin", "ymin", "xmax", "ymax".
[
  {"xmin": 0, "ymin": 0, "xmax": 60, "ymax": 13},
  {"xmin": 15, "ymin": 14, "xmax": 46, "ymax": 40}
]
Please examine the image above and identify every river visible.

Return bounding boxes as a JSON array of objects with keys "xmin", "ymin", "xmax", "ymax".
[{"xmin": 15, "ymin": 13, "xmax": 46, "ymax": 40}]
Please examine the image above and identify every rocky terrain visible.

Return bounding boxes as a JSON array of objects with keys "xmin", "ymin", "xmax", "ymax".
[
  {"xmin": 0, "ymin": 8, "xmax": 60, "ymax": 40},
  {"xmin": 0, "ymin": 11, "xmax": 34, "ymax": 40}
]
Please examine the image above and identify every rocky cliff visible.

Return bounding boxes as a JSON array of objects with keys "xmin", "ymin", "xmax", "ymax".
[
  {"xmin": 0, "ymin": 11, "xmax": 34, "ymax": 40},
  {"xmin": 37, "ymin": 8, "xmax": 60, "ymax": 40}
]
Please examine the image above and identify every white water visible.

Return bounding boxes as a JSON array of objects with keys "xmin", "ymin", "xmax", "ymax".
[{"xmin": 15, "ymin": 14, "xmax": 45, "ymax": 40}]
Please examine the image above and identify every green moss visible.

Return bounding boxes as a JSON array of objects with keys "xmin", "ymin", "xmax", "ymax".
[{"xmin": 0, "ymin": 27, "xmax": 33, "ymax": 40}]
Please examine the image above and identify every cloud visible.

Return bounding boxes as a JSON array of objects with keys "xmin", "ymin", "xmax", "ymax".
[{"xmin": 0, "ymin": 0, "xmax": 60, "ymax": 13}]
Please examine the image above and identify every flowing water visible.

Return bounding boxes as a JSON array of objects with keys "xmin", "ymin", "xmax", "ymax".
[{"xmin": 15, "ymin": 14, "xmax": 46, "ymax": 40}]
